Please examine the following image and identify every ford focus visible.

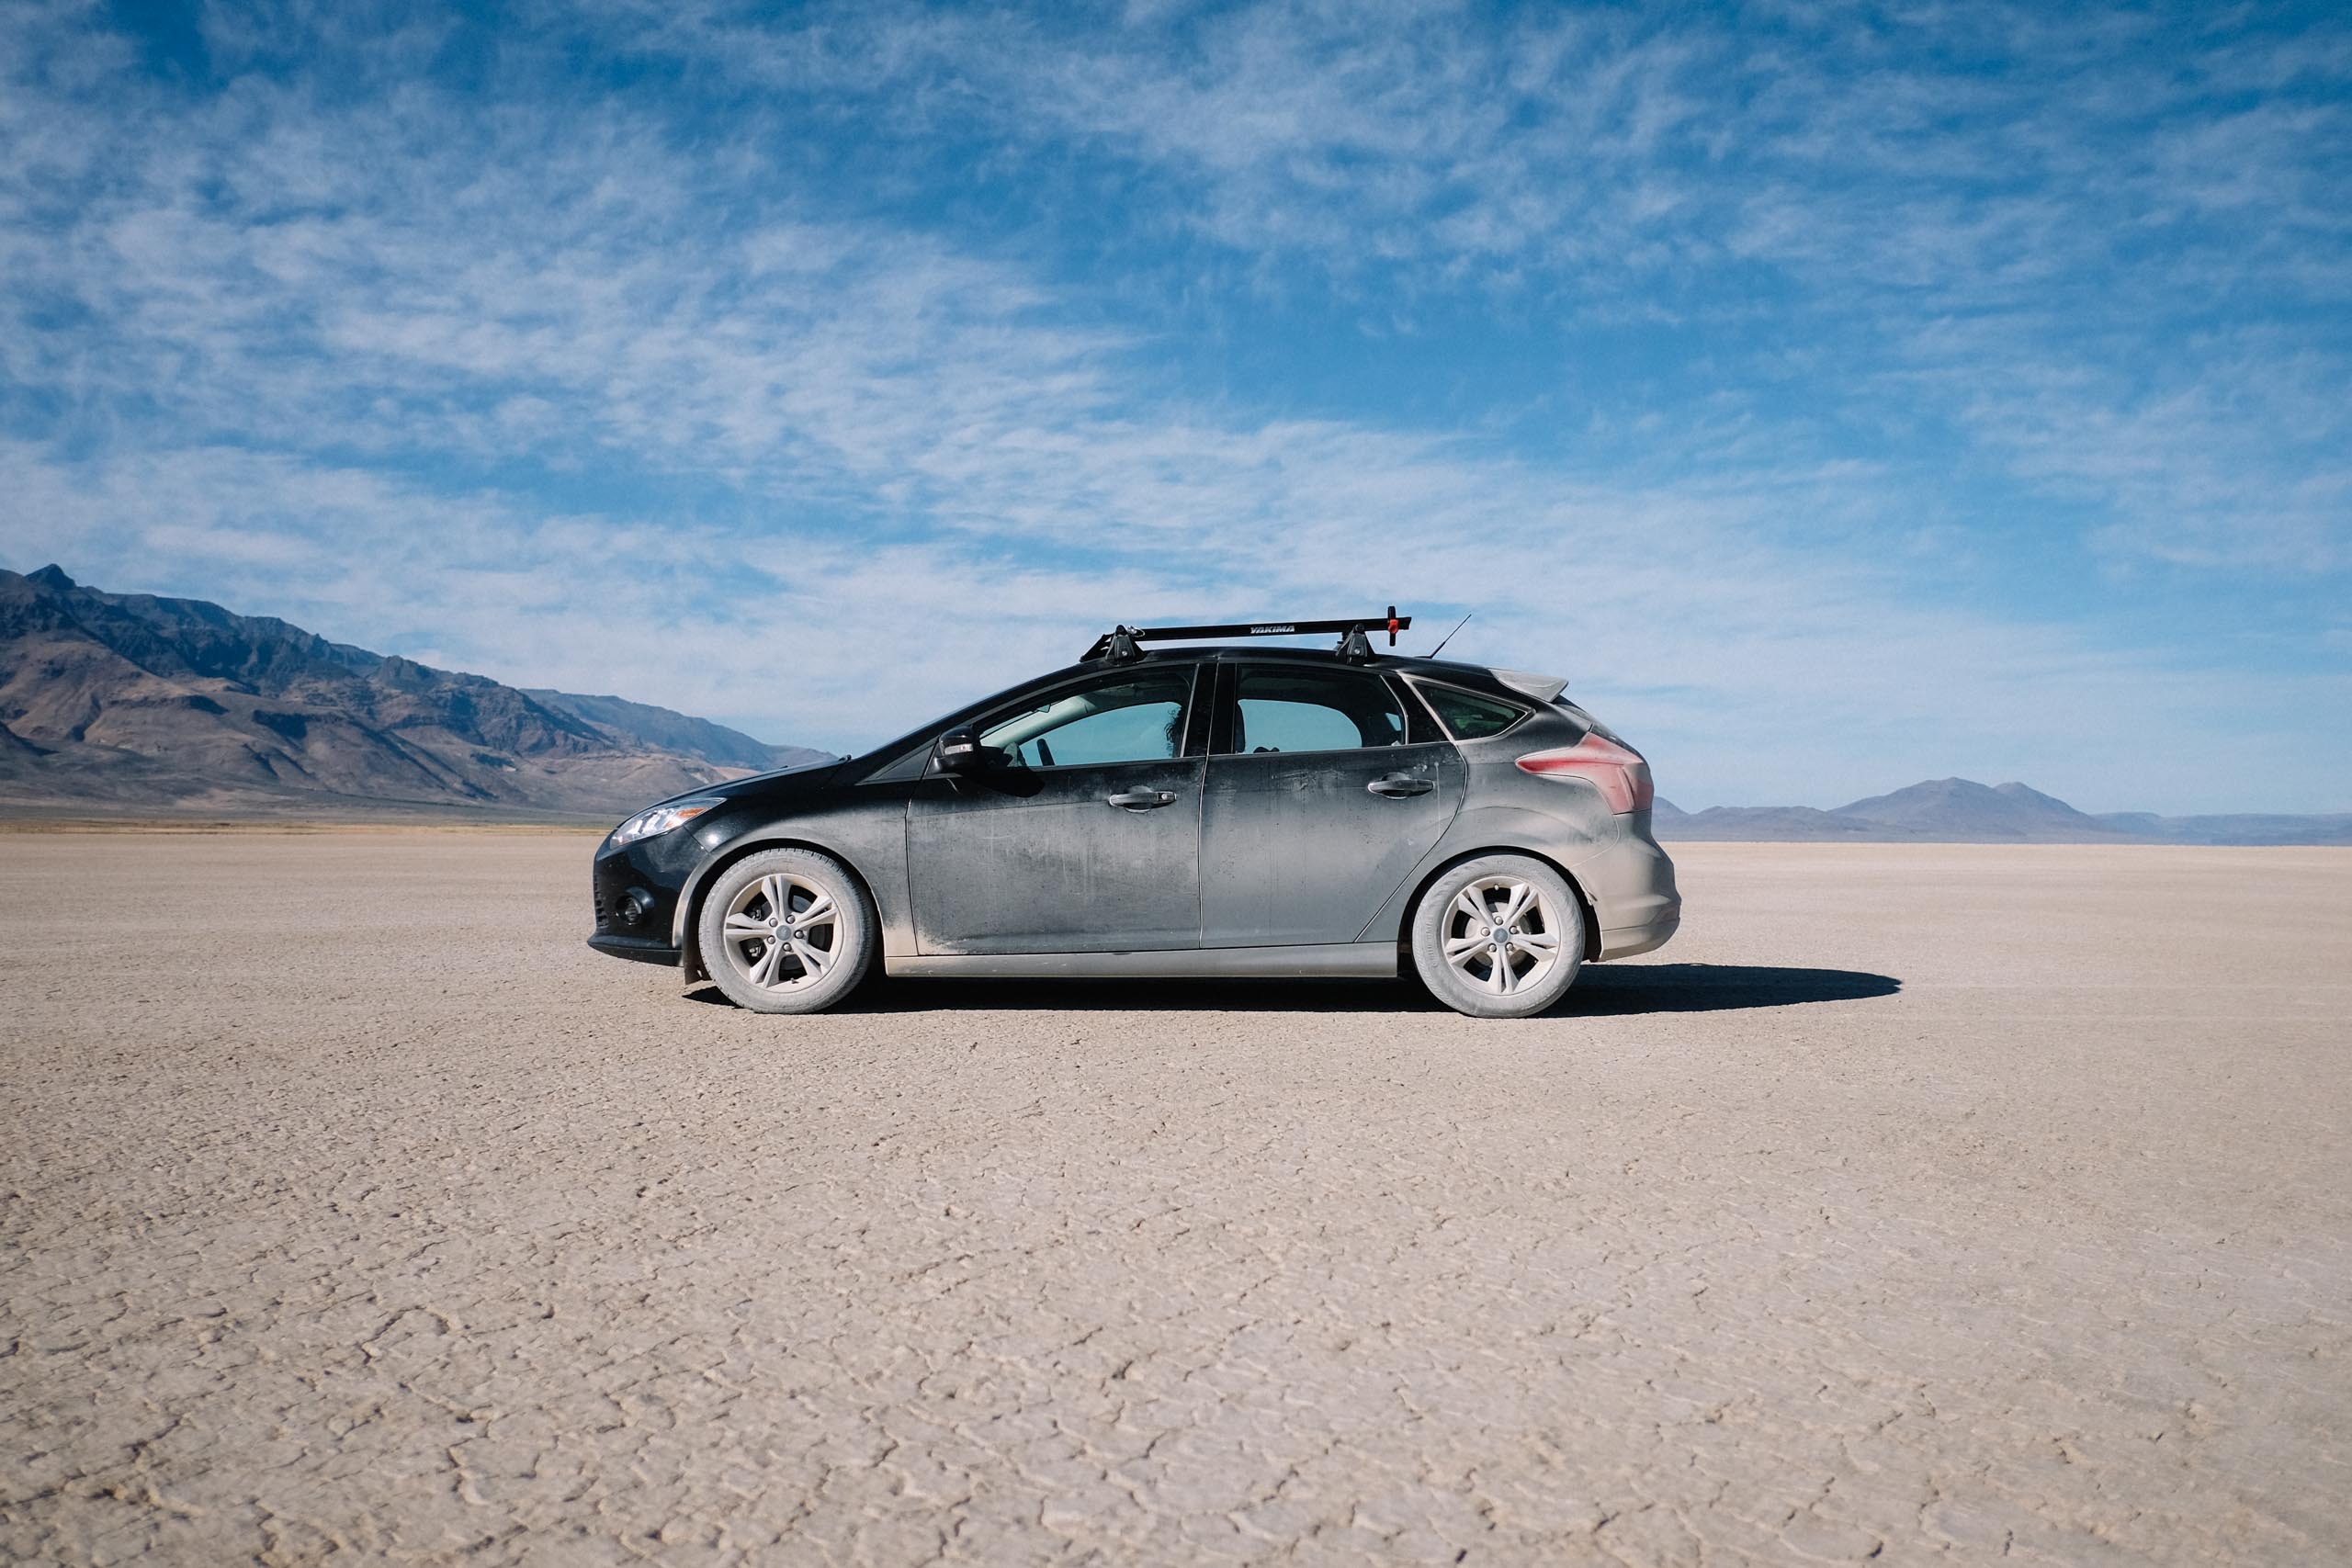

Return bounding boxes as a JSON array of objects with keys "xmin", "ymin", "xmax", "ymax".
[{"xmin": 588, "ymin": 615, "xmax": 1679, "ymax": 1018}]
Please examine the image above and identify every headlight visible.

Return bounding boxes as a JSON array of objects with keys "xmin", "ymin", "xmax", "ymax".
[{"xmin": 607, "ymin": 796, "xmax": 724, "ymax": 847}]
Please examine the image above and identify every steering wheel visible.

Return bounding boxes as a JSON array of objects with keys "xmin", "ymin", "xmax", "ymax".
[{"xmin": 1035, "ymin": 737, "xmax": 1056, "ymax": 768}]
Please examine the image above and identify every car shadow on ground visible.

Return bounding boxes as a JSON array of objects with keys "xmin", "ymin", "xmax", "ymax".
[{"xmin": 685, "ymin": 963, "xmax": 1900, "ymax": 1017}]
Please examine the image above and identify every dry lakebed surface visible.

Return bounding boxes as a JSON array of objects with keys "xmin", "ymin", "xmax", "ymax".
[{"xmin": 2, "ymin": 832, "xmax": 2346, "ymax": 1565}]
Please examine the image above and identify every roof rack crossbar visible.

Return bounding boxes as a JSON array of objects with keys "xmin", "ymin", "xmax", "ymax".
[{"xmin": 1083, "ymin": 610, "xmax": 1410, "ymax": 663}]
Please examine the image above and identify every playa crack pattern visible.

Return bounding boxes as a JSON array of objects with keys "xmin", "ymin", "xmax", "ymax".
[{"xmin": 2, "ymin": 836, "xmax": 2347, "ymax": 1564}]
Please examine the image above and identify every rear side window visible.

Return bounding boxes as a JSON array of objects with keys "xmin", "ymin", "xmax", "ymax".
[
  {"xmin": 1227, "ymin": 667, "xmax": 1405, "ymax": 753},
  {"xmin": 1419, "ymin": 683, "xmax": 1531, "ymax": 740}
]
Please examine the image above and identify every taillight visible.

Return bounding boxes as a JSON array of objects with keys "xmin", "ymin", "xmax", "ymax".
[{"xmin": 1515, "ymin": 734, "xmax": 1655, "ymax": 814}]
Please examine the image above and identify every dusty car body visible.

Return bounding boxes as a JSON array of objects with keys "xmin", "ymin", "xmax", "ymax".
[{"xmin": 590, "ymin": 627, "xmax": 1679, "ymax": 1016}]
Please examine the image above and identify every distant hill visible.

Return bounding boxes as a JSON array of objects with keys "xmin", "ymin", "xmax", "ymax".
[
  {"xmin": 1831, "ymin": 778, "xmax": 2132, "ymax": 840},
  {"xmin": 1650, "ymin": 800, "xmax": 1888, "ymax": 840},
  {"xmin": 2089, "ymin": 811, "xmax": 2352, "ymax": 847},
  {"xmin": 522, "ymin": 689, "xmax": 830, "ymax": 773},
  {"xmin": 0, "ymin": 566, "xmax": 828, "ymax": 819},
  {"xmin": 1657, "ymin": 777, "xmax": 2350, "ymax": 846}
]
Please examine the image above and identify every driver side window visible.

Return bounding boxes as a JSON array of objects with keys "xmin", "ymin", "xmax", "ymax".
[{"xmin": 977, "ymin": 669, "xmax": 1193, "ymax": 769}]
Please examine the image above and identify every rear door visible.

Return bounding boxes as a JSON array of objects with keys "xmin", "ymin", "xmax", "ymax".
[
  {"xmin": 1199, "ymin": 661, "xmax": 1463, "ymax": 948},
  {"xmin": 907, "ymin": 663, "xmax": 1204, "ymax": 954}
]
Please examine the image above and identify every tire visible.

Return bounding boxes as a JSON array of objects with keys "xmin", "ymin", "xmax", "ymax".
[
  {"xmin": 1410, "ymin": 854, "xmax": 1586, "ymax": 1018},
  {"xmin": 696, "ymin": 849, "xmax": 876, "ymax": 1014}
]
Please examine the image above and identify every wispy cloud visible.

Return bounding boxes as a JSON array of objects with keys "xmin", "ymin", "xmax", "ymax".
[
  {"xmin": 1, "ymin": 0, "xmax": 2346, "ymax": 811},
  {"xmin": 603, "ymin": 0, "xmax": 2352, "ymax": 569}
]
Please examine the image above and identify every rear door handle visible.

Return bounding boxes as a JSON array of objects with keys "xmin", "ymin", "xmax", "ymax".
[
  {"xmin": 1106, "ymin": 789, "xmax": 1179, "ymax": 810},
  {"xmin": 1368, "ymin": 773, "xmax": 1435, "ymax": 797}
]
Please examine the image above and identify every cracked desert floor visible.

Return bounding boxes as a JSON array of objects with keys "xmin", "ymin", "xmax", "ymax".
[{"xmin": 3, "ymin": 834, "xmax": 2347, "ymax": 1566}]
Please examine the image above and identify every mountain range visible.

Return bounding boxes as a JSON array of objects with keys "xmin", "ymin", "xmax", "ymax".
[
  {"xmin": 1655, "ymin": 779, "xmax": 2352, "ymax": 846},
  {"xmin": 2, "ymin": 565, "xmax": 2344, "ymax": 840},
  {"xmin": 0, "ymin": 566, "xmax": 829, "ymax": 820}
]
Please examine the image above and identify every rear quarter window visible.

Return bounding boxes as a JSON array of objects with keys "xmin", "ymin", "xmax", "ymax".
[{"xmin": 1419, "ymin": 683, "xmax": 1532, "ymax": 741}]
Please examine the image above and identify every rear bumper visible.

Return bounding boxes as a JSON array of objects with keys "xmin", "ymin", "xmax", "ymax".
[
  {"xmin": 1577, "ymin": 831, "xmax": 1681, "ymax": 959},
  {"xmin": 587, "ymin": 933, "xmax": 680, "ymax": 966},
  {"xmin": 1600, "ymin": 911, "xmax": 1679, "ymax": 960}
]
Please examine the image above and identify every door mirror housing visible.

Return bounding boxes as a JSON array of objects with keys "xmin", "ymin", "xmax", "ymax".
[{"xmin": 936, "ymin": 724, "xmax": 986, "ymax": 775}]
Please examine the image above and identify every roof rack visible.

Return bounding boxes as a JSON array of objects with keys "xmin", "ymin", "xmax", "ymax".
[{"xmin": 1082, "ymin": 608, "xmax": 1411, "ymax": 665}]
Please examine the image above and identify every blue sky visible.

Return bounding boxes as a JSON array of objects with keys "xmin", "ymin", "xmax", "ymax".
[{"xmin": 2, "ymin": 0, "xmax": 2347, "ymax": 812}]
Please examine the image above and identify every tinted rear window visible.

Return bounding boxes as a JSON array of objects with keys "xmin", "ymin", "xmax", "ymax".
[{"xmin": 1228, "ymin": 666, "xmax": 1406, "ymax": 753}]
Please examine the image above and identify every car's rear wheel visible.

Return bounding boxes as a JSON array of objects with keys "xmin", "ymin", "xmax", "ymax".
[
  {"xmin": 697, "ymin": 849, "xmax": 876, "ymax": 1014},
  {"xmin": 1410, "ymin": 854, "xmax": 1585, "ymax": 1018}
]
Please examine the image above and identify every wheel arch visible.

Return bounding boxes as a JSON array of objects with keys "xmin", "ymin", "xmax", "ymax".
[
  {"xmin": 676, "ymin": 835, "xmax": 886, "ymax": 984},
  {"xmin": 1392, "ymin": 845, "xmax": 1604, "ymax": 965}
]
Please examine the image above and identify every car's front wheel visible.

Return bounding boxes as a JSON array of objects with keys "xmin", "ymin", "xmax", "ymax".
[
  {"xmin": 697, "ymin": 848, "xmax": 876, "ymax": 1014},
  {"xmin": 1410, "ymin": 854, "xmax": 1586, "ymax": 1018}
]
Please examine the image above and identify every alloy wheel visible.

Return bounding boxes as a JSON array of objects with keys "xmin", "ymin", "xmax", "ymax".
[
  {"xmin": 719, "ymin": 872, "xmax": 842, "ymax": 992},
  {"xmin": 1439, "ymin": 876, "xmax": 1566, "ymax": 998}
]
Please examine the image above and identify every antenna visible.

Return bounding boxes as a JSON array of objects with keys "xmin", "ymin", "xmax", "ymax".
[{"xmin": 1426, "ymin": 612, "xmax": 1473, "ymax": 659}]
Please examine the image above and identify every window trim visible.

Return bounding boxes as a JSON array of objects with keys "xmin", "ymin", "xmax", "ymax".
[
  {"xmin": 1399, "ymin": 674, "xmax": 1533, "ymax": 744},
  {"xmin": 1385, "ymin": 671, "xmax": 1447, "ymax": 747},
  {"xmin": 944, "ymin": 662, "xmax": 1204, "ymax": 775},
  {"xmin": 1210, "ymin": 660, "xmax": 1417, "ymax": 758}
]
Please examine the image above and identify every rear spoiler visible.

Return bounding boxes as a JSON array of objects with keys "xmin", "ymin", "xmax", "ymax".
[{"xmin": 1492, "ymin": 669, "xmax": 1568, "ymax": 704}]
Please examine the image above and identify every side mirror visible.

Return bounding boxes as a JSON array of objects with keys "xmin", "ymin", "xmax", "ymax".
[{"xmin": 936, "ymin": 724, "xmax": 985, "ymax": 775}]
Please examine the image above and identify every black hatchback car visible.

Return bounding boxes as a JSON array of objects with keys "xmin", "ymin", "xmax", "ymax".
[{"xmin": 590, "ymin": 616, "xmax": 1679, "ymax": 1018}]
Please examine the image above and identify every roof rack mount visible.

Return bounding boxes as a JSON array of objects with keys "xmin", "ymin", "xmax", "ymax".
[{"xmin": 1084, "ymin": 609, "xmax": 1411, "ymax": 664}]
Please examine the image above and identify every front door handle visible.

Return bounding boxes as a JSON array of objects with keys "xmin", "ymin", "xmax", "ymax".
[
  {"xmin": 1368, "ymin": 773, "xmax": 1435, "ymax": 798},
  {"xmin": 1106, "ymin": 789, "xmax": 1180, "ymax": 810}
]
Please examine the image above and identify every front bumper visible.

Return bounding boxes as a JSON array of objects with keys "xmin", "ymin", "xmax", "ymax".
[
  {"xmin": 587, "ymin": 932, "xmax": 681, "ymax": 966},
  {"xmin": 589, "ymin": 834, "xmax": 694, "ymax": 964}
]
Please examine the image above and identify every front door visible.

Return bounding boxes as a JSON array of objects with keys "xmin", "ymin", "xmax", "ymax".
[
  {"xmin": 908, "ymin": 664, "xmax": 1204, "ymax": 954},
  {"xmin": 1199, "ymin": 661, "xmax": 1463, "ymax": 947}
]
